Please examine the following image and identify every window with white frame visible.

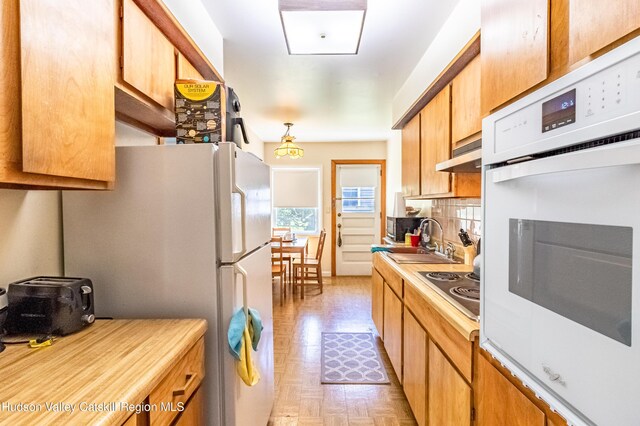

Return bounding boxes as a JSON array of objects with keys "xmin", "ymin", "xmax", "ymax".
[{"xmin": 271, "ymin": 167, "xmax": 321, "ymax": 234}]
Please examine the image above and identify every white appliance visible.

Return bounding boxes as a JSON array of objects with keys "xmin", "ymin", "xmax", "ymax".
[
  {"xmin": 62, "ymin": 143, "xmax": 273, "ymax": 426},
  {"xmin": 482, "ymin": 36, "xmax": 640, "ymax": 426}
]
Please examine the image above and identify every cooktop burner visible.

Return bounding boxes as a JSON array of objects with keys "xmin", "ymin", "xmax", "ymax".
[
  {"xmin": 416, "ymin": 271, "xmax": 480, "ymax": 321},
  {"xmin": 450, "ymin": 285, "xmax": 480, "ymax": 301},
  {"xmin": 465, "ymin": 272, "xmax": 480, "ymax": 283},
  {"xmin": 426, "ymin": 272, "xmax": 461, "ymax": 282}
]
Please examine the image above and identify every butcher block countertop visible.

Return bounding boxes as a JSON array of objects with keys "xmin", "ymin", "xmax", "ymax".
[
  {"xmin": 0, "ymin": 319, "xmax": 207, "ymax": 425},
  {"xmin": 376, "ymin": 252, "xmax": 480, "ymax": 341}
]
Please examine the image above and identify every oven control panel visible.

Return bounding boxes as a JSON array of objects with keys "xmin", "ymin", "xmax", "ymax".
[{"xmin": 484, "ymin": 37, "xmax": 640, "ymax": 165}]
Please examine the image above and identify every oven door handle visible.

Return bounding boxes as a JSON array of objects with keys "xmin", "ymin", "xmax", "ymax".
[{"xmin": 491, "ymin": 140, "xmax": 640, "ymax": 183}]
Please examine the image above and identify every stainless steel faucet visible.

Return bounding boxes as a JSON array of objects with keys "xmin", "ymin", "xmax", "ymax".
[{"xmin": 418, "ymin": 218, "xmax": 445, "ymax": 253}]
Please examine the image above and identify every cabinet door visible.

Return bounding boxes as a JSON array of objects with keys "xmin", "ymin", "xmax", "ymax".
[
  {"xmin": 420, "ymin": 86, "xmax": 451, "ymax": 196},
  {"xmin": 177, "ymin": 52, "xmax": 204, "ymax": 80},
  {"xmin": 19, "ymin": 0, "xmax": 115, "ymax": 182},
  {"xmin": 428, "ymin": 341, "xmax": 471, "ymax": 426},
  {"xmin": 383, "ymin": 283, "xmax": 403, "ymax": 383},
  {"xmin": 568, "ymin": 0, "xmax": 640, "ymax": 64},
  {"xmin": 372, "ymin": 269, "xmax": 384, "ymax": 339},
  {"xmin": 476, "ymin": 355, "xmax": 545, "ymax": 426},
  {"xmin": 402, "ymin": 113, "xmax": 421, "ymax": 197},
  {"xmin": 403, "ymin": 308, "xmax": 427, "ymax": 426},
  {"xmin": 175, "ymin": 386, "xmax": 204, "ymax": 425},
  {"xmin": 481, "ymin": 0, "xmax": 548, "ymax": 114},
  {"xmin": 122, "ymin": 0, "xmax": 176, "ymax": 110},
  {"xmin": 452, "ymin": 55, "xmax": 482, "ymax": 144}
]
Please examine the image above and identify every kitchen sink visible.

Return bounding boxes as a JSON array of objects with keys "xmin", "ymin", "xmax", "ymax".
[{"xmin": 387, "ymin": 252, "xmax": 461, "ymax": 264}]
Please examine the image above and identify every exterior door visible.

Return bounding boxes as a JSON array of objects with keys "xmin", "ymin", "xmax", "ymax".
[{"xmin": 335, "ymin": 164, "xmax": 381, "ymax": 275}]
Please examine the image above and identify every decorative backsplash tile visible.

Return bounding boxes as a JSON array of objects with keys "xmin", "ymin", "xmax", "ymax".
[{"xmin": 429, "ymin": 198, "xmax": 481, "ymax": 258}]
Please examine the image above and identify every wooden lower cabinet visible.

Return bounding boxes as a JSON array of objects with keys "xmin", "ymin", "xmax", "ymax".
[
  {"xmin": 175, "ymin": 386, "xmax": 204, "ymax": 425},
  {"xmin": 383, "ymin": 283, "xmax": 403, "ymax": 383},
  {"xmin": 371, "ymin": 269, "xmax": 384, "ymax": 339},
  {"xmin": 403, "ymin": 308, "xmax": 427, "ymax": 426},
  {"xmin": 476, "ymin": 354, "xmax": 545, "ymax": 426},
  {"xmin": 428, "ymin": 341, "xmax": 471, "ymax": 426}
]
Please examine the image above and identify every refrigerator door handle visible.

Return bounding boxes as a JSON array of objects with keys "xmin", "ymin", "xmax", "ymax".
[
  {"xmin": 234, "ymin": 264, "xmax": 249, "ymax": 322},
  {"xmin": 233, "ymin": 183, "xmax": 248, "ymax": 262}
]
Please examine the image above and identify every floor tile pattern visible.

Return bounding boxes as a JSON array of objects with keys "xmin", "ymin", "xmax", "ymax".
[{"xmin": 269, "ymin": 276, "xmax": 417, "ymax": 426}]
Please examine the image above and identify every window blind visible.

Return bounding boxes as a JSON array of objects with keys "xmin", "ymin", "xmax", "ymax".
[
  {"xmin": 339, "ymin": 165, "xmax": 379, "ymax": 187},
  {"xmin": 272, "ymin": 168, "xmax": 320, "ymax": 208}
]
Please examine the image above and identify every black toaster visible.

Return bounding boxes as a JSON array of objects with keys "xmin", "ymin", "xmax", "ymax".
[{"xmin": 6, "ymin": 277, "xmax": 95, "ymax": 336}]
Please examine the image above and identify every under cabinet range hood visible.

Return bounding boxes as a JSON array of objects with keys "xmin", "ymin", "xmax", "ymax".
[{"xmin": 436, "ymin": 138, "xmax": 482, "ymax": 173}]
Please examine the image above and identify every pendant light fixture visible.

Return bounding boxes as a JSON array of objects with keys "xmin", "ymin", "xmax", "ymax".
[{"xmin": 274, "ymin": 122, "xmax": 304, "ymax": 159}]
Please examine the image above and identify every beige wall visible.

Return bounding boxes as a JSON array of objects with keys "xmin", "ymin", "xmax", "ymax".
[
  {"xmin": 264, "ymin": 141, "xmax": 387, "ymax": 274},
  {"xmin": 242, "ymin": 125, "xmax": 265, "ymax": 160},
  {"xmin": 0, "ymin": 190, "xmax": 63, "ymax": 285}
]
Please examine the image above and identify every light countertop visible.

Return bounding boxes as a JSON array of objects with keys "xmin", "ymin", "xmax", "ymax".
[{"xmin": 0, "ymin": 319, "xmax": 207, "ymax": 425}]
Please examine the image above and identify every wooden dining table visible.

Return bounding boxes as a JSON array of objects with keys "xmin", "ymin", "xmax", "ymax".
[{"xmin": 271, "ymin": 237, "xmax": 310, "ymax": 299}]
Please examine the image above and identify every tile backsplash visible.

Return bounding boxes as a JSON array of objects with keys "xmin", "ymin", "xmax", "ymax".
[{"xmin": 429, "ymin": 198, "xmax": 481, "ymax": 258}]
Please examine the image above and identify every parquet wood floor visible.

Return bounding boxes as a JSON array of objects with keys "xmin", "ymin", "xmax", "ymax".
[{"xmin": 269, "ymin": 276, "xmax": 417, "ymax": 426}]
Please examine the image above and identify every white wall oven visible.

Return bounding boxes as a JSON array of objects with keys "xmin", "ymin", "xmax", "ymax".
[{"xmin": 482, "ymin": 36, "xmax": 640, "ymax": 426}]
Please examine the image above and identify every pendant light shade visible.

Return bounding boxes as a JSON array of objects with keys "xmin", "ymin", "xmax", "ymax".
[{"xmin": 274, "ymin": 123, "xmax": 304, "ymax": 159}]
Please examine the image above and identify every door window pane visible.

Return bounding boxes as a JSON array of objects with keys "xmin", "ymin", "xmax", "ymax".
[
  {"xmin": 341, "ymin": 187, "xmax": 375, "ymax": 213},
  {"xmin": 508, "ymin": 219, "xmax": 632, "ymax": 346}
]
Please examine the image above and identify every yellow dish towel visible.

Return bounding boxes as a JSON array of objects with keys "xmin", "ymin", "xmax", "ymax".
[{"xmin": 237, "ymin": 324, "xmax": 260, "ymax": 386}]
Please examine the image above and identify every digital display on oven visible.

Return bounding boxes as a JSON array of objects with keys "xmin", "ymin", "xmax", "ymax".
[{"xmin": 542, "ymin": 88, "xmax": 576, "ymax": 133}]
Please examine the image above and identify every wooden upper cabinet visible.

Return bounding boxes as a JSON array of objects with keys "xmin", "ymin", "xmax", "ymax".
[
  {"xmin": 403, "ymin": 308, "xmax": 427, "ymax": 426},
  {"xmin": 568, "ymin": 0, "xmax": 640, "ymax": 65},
  {"xmin": 371, "ymin": 269, "xmax": 384, "ymax": 339},
  {"xmin": 20, "ymin": 0, "xmax": 116, "ymax": 182},
  {"xmin": 177, "ymin": 52, "xmax": 204, "ymax": 80},
  {"xmin": 420, "ymin": 86, "xmax": 451, "ymax": 196},
  {"xmin": 383, "ymin": 283, "xmax": 403, "ymax": 383},
  {"xmin": 476, "ymin": 354, "xmax": 546, "ymax": 426},
  {"xmin": 451, "ymin": 55, "xmax": 481, "ymax": 145},
  {"xmin": 0, "ymin": 0, "xmax": 113, "ymax": 188},
  {"xmin": 428, "ymin": 340, "xmax": 471, "ymax": 426},
  {"xmin": 401, "ymin": 114, "xmax": 421, "ymax": 197},
  {"xmin": 122, "ymin": 0, "xmax": 176, "ymax": 111},
  {"xmin": 481, "ymin": 0, "xmax": 549, "ymax": 114}
]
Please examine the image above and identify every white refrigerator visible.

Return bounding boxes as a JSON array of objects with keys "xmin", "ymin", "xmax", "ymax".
[{"xmin": 62, "ymin": 143, "xmax": 274, "ymax": 426}]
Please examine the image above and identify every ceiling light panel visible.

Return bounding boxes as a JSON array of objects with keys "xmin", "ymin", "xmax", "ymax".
[{"xmin": 279, "ymin": 0, "xmax": 367, "ymax": 55}]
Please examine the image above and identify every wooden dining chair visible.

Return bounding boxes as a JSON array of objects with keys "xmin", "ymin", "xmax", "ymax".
[
  {"xmin": 272, "ymin": 227, "xmax": 293, "ymax": 285},
  {"xmin": 271, "ymin": 236, "xmax": 286, "ymax": 305},
  {"xmin": 292, "ymin": 230, "xmax": 326, "ymax": 296},
  {"xmin": 272, "ymin": 227, "xmax": 291, "ymax": 237}
]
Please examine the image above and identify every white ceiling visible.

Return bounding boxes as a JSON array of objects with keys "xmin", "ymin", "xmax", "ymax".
[{"xmin": 203, "ymin": 0, "xmax": 457, "ymax": 143}]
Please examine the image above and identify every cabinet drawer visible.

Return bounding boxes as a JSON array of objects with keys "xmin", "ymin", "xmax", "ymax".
[
  {"xmin": 405, "ymin": 283, "xmax": 472, "ymax": 382},
  {"xmin": 149, "ymin": 337, "xmax": 205, "ymax": 426},
  {"xmin": 373, "ymin": 255, "xmax": 403, "ymax": 298}
]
